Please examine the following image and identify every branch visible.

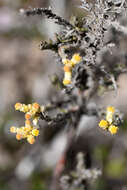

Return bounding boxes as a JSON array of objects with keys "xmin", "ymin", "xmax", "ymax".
[{"xmin": 20, "ymin": 7, "xmax": 75, "ymax": 30}]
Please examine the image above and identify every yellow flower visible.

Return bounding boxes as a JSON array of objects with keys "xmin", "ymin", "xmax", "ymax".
[
  {"xmin": 16, "ymin": 133, "xmax": 22, "ymax": 140},
  {"xmin": 62, "ymin": 54, "xmax": 82, "ymax": 86},
  {"xmin": 108, "ymin": 125, "xmax": 118, "ymax": 134},
  {"xmin": 11, "ymin": 102, "xmax": 42, "ymax": 144},
  {"xmin": 15, "ymin": 103, "xmax": 22, "ymax": 110},
  {"xmin": 107, "ymin": 106, "xmax": 115, "ymax": 113},
  {"xmin": 32, "ymin": 129, "xmax": 39, "ymax": 136},
  {"xmin": 32, "ymin": 103, "xmax": 40, "ymax": 112},
  {"xmin": 25, "ymin": 125, "xmax": 33, "ymax": 132},
  {"xmin": 27, "ymin": 135, "xmax": 35, "ymax": 144},
  {"xmin": 71, "ymin": 53, "xmax": 81, "ymax": 66},
  {"xmin": 63, "ymin": 65, "xmax": 72, "ymax": 72},
  {"xmin": 25, "ymin": 113, "xmax": 31, "ymax": 120},
  {"xmin": 25, "ymin": 119, "xmax": 31, "ymax": 127},
  {"xmin": 63, "ymin": 79, "xmax": 71, "ymax": 85},
  {"xmin": 10, "ymin": 126, "xmax": 17, "ymax": 133},
  {"xmin": 22, "ymin": 105, "xmax": 29, "ymax": 112},
  {"xmin": 99, "ymin": 120, "xmax": 108, "ymax": 129}
]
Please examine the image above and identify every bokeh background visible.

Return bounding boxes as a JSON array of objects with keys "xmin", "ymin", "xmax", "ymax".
[{"xmin": 0, "ymin": 0, "xmax": 127, "ymax": 190}]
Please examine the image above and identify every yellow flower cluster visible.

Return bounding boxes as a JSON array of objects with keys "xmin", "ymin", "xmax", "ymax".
[
  {"xmin": 99, "ymin": 106, "xmax": 118, "ymax": 134},
  {"xmin": 62, "ymin": 54, "xmax": 82, "ymax": 85},
  {"xmin": 10, "ymin": 102, "xmax": 41, "ymax": 144}
]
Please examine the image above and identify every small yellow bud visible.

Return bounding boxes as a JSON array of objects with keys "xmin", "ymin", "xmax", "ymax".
[
  {"xmin": 25, "ymin": 119, "xmax": 31, "ymax": 126},
  {"xmin": 32, "ymin": 129, "xmax": 39, "ymax": 136},
  {"xmin": 32, "ymin": 103, "xmax": 40, "ymax": 110},
  {"xmin": 25, "ymin": 113, "xmax": 31, "ymax": 120},
  {"xmin": 16, "ymin": 133, "xmax": 22, "ymax": 140},
  {"xmin": 22, "ymin": 131, "xmax": 28, "ymax": 138},
  {"xmin": 10, "ymin": 126, "xmax": 17, "ymax": 133},
  {"xmin": 27, "ymin": 135, "xmax": 35, "ymax": 144},
  {"xmin": 107, "ymin": 106, "xmax": 115, "ymax": 113},
  {"xmin": 63, "ymin": 65, "xmax": 72, "ymax": 72},
  {"xmin": 99, "ymin": 120, "xmax": 108, "ymax": 129},
  {"xmin": 71, "ymin": 54, "xmax": 81, "ymax": 66},
  {"xmin": 63, "ymin": 71, "xmax": 72, "ymax": 85},
  {"xmin": 62, "ymin": 59, "xmax": 73, "ymax": 67},
  {"xmin": 25, "ymin": 125, "xmax": 32, "ymax": 132},
  {"xmin": 108, "ymin": 125, "xmax": 118, "ymax": 134},
  {"xmin": 15, "ymin": 103, "xmax": 22, "ymax": 110},
  {"xmin": 22, "ymin": 105, "xmax": 29, "ymax": 112},
  {"xmin": 20, "ymin": 126, "xmax": 25, "ymax": 132},
  {"xmin": 63, "ymin": 79, "xmax": 71, "ymax": 85}
]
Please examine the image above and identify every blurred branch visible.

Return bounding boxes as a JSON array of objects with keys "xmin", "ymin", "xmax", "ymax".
[{"xmin": 20, "ymin": 7, "xmax": 75, "ymax": 31}]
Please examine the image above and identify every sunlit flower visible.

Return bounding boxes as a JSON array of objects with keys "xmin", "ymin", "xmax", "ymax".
[
  {"xmin": 10, "ymin": 102, "xmax": 41, "ymax": 144},
  {"xmin": 71, "ymin": 53, "xmax": 81, "ymax": 66},
  {"xmin": 25, "ymin": 113, "xmax": 31, "ymax": 120},
  {"xmin": 63, "ymin": 79, "xmax": 71, "ymax": 85},
  {"xmin": 32, "ymin": 129, "xmax": 39, "ymax": 136},
  {"xmin": 27, "ymin": 135, "xmax": 35, "ymax": 144},
  {"xmin": 107, "ymin": 106, "xmax": 115, "ymax": 113},
  {"xmin": 108, "ymin": 125, "xmax": 118, "ymax": 134},
  {"xmin": 98, "ymin": 106, "xmax": 119, "ymax": 135},
  {"xmin": 99, "ymin": 120, "xmax": 108, "ymax": 129},
  {"xmin": 63, "ymin": 65, "xmax": 72, "ymax": 72},
  {"xmin": 10, "ymin": 126, "xmax": 17, "ymax": 133},
  {"xmin": 32, "ymin": 103, "xmax": 40, "ymax": 112},
  {"xmin": 15, "ymin": 103, "xmax": 22, "ymax": 110},
  {"xmin": 62, "ymin": 53, "xmax": 82, "ymax": 86},
  {"xmin": 16, "ymin": 133, "xmax": 22, "ymax": 140}
]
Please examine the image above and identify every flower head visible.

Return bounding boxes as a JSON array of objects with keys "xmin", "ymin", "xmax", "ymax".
[
  {"xmin": 32, "ymin": 129, "xmax": 39, "ymax": 136},
  {"xmin": 107, "ymin": 106, "xmax": 115, "ymax": 113},
  {"xmin": 71, "ymin": 53, "xmax": 82, "ymax": 66},
  {"xmin": 10, "ymin": 102, "xmax": 41, "ymax": 144},
  {"xmin": 15, "ymin": 103, "xmax": 22, "ymax": 111},
  {"xmin": 27, "ymin": 135, "xmax": 35, "ymax": 144},
  {"xmin": 99, "ymin": 120, "xmax": 108, "ymax": 129},
  {"xmin": 16, "ymin": 133, "xmax": 23, "ymax": 140},
  {"xmin": 98, "ymin": 106, "xmax": 119, "ymax": 135},
  {"xmin": 10, "ymin": 126, "xmax": 17, "ymax": 133},
  {"xmin": 108, "ymin": 125, "xmax": 118, "ymax": 134},
  {"xmin": 62, "ymin": 53, "xmax": 82, "ymax": 86}
]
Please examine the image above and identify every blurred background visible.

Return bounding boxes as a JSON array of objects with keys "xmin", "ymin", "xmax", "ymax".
[{"xmin": 0, "ymin": 0, "xmax": 127, "ymax": 190}]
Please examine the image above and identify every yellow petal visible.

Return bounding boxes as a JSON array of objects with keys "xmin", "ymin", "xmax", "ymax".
[
  {"xmin": 63, "ymin": 79, "xmax": 71, "ymax": 85},
  {"xmin": 10, "ymin": 126, "xmax": 17, "ymax": 133},
  {"xmin": 32, "ymin": 129, "xmax": 39, "ymax": 136},
  {"xmin": 15, "ymin": 103, "xmax": 22, "ymax": 110},
  {"xmin": 107, "ymin": 106, "xmax": 115, "ymax": 113},
  {"xmin": 108, "ymin": 125, "xmax": 118, "ymax": 134},
  {"xmin": 99, "ymin": 120, "xmax": 108, "ymax": 129},
  {"xmin": 27, "ymin": 135, "xmax": 35, "ymax": 144},
  {"xmin": 16, "ymin": 133, "xmax": 23, "ymax": 140},
  {"xmin": 71, "ymin": 54, "xmax": 81, "ymax": 65}
]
